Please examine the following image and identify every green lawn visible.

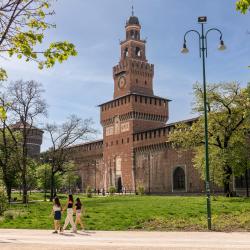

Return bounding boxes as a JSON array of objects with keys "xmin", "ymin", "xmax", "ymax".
[{"xmin": 0, "ymin": 194, "xmax": 250, "ymax": 231}]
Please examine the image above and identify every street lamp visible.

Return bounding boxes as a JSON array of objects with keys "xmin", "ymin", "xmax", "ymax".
[{"xmin": 181, "ymin": 16, "xmax": 226, "ymax": 230}]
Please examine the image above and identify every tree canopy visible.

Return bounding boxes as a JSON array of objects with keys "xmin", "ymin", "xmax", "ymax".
[
  {"xmin": 169, "ymin": 82, "xmax": 250, "ymax": 194},
  {"xmin": 236, "ymin": 0, "xmax": 250, "ymax": 14},
  {"xmin": 0, "ymin": 0, "xmax": 77, "ymax": 81}
]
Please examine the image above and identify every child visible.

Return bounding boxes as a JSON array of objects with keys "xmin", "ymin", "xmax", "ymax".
[
  {"xmin": 51, "ymin": 197, "xmax": 62, "ymax": 234},
  {"xmin": 74, "ymin": 197, "xmax": 84, "ymax": 230},
  {"xmin": 61, "ymin": 194, "xmax": 77, "ymax": 233}
]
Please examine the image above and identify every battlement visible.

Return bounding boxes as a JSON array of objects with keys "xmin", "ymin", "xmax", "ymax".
[{"xmin": 113, "ymin": 59, "xmax": 154, "ymax": 77}]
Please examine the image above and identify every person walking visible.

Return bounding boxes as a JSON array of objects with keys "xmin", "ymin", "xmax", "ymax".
[
  {"xmin": 74, "ymin": 197, "xmax": 85, "ymax": 230},
  {"xmin": 51, "ymin": 197, "xmax": 62, "ymax": 234},
  {"xmin": 61, "ymin": 194, "xmax": 77, "ymax": 233}
]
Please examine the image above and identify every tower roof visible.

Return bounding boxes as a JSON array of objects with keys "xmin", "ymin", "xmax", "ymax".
[
  {"xmin": 126, "ymin": 5, "xmax": 140, "ymax": 26},
  {"xmin": 126, "ymin": 15, "xmax": 140, "ymax": 26}
]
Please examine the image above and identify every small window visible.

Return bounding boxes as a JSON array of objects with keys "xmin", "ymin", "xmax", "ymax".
[
  {"xmin": 130, "ymin": 30, "xmax": 135, "ymax": 39},
  {"xmin": 135, "ymin": 47, "xmax": 141, "ymax": 57},
  {"xmin": 127, "ymin": 137, "xmax": 130, "ymax": 143},
  {"xmin": 136, "ymin": 79, "xmax": 138, "ymax": 83},
  {"xmin": 145, "ymin": 80, "xmax": 147, "ymax": 85},
  {"xmin": 124, "ymin": 48, "xmax": 128, "ymax": 57}
]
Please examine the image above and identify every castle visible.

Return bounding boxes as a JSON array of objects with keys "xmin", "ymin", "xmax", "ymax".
[{"xmin": 69, "ymin": 13, "xmax": 205, "ymax": 194}]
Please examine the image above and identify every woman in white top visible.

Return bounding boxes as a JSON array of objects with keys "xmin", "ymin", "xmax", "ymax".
[{"xmin": 61, "ymin": 194, "xmax": 77, "ymax": 233}]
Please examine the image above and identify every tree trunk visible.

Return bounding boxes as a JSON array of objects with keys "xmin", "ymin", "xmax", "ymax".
[
  {"xmin": 6, "ymin": 182, "xmax": 12, "ymax": 203},
  {"xmin": 223, "ymin": 165, "xmax": 233, "ymax": 197},
  {"xmin": 2, "ymin": 172, "xmax": 12, "ymax": 202},
  {"xmin": 50, "ymin": 171, "xmax": 55, "ymax": 202},
  {"xmin": 245, "ymin": 169, "xmax": 249, "ymax": 197},
  {"xmin": 22, "ymin": 169, "xmax": 28, "ymax": 204}
]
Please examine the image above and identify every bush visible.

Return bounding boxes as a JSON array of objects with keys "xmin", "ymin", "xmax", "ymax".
[
  {"xmin": 3, "ymin": 210, "xmax": 15, "ymax": 220},
  {"xmin": 0, "ymin": 188, "xmax": 7, "ymax": 215},
  {"xmin": 137, "ymin": 185, "xmax": 145, "ymax": 195},
  {"xmin": 3, "ymin": 210, "xmax": 25, "ymax": 220},
  {"xmin": 86, "ymin": 186, "xmax": 92, "ymax": 198},
  {"xmin": 108, "ymin": 186, "xmax": 116, "ymax": 196}
]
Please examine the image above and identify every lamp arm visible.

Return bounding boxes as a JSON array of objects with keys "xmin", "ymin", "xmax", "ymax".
[
  {"xmin": 205, "ymin": 28, "xmax": 223, "ymax": 40},
  {"xmin": 183, "ymin": 29, "xmax": 201, "ymax": 57},
  {"xmin": 205, "ymin": 28, "xmax": 224, "ymax": 57}
]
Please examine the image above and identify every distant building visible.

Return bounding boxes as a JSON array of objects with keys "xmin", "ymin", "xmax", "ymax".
[{"xmin": 11, "ymin": 121, "xmax": 43, "ymax": 158}]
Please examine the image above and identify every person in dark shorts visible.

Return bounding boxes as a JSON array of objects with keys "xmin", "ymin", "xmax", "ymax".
[{"xmin": 51, "ymin": 197, "xmax": 62, "ymax": 234}]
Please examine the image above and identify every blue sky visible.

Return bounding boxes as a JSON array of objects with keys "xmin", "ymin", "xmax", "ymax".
[{"xmin": 1, "ymin": 0, "xmax": 250, "ymax": 150}]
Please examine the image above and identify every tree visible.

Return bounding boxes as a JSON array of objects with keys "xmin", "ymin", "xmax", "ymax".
[
  {"xmin": 36, "ymin": 163, "xmax": 51, "ymax": 191},
  {"xmin": 229, "ymin": 135, "xmax": 250, "ymax": 196},
  {"xmin": 61, "ymin": 162, "xmax": 80, "ymax": 193},
  {"xmin": 44, "ymin": 115, "xmax": 96, "ymax": 201},
  {"xmin": 236, "ymin": 0, "xmax": 250, "ymax": 14},
  {"xmin": 6, "ymin": 79, "xmax": 47, "ymax": 203},
  {"xmin": 0, "ymin": 0, "xmax": 77, "ymax": 81},
  {"xmin": 169, "ymin": 82, "xmax": 250, "ymax": 195},
  {"xmin": 0, "ymin": 93, "xmax": 22, "ymax": 201}
]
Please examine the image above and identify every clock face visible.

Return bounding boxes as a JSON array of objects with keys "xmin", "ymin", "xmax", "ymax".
[{"xmin": 118, "ymin": 76, "xmax": 126, "ymax": 89}]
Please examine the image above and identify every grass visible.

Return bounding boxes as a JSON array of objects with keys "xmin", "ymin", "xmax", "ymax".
[{"xmin": 0, "ymin": 193, "xmax": 250, "ymax": 231}]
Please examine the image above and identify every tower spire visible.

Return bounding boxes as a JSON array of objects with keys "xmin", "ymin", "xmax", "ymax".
[{"xmin": 131, "ymin": 5, "xmax": 134, "ymax": 16}]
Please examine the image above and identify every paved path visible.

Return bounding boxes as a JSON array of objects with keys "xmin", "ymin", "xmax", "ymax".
[{"xmin": 0, "ymin": 229, "xmax": 250, "ymax": 249}]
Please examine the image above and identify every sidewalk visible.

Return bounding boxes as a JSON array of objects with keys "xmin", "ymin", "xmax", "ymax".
[{"xmin": 0, "ymin": 229, "xmax": 250, "ymax": 249}]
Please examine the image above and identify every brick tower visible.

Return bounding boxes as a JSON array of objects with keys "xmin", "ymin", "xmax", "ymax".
[{"xmin": 100, "ymin": 12, "xmax": 169, "ymax": 192}]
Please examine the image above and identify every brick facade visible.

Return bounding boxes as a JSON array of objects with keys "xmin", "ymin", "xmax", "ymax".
[
  {"xmin": 69, "ymin": 14, "xmax": 207, "ymax": 194},
  {"xmin": 12, "ymin": 121, "xmax": 43, "ymax": 158}
]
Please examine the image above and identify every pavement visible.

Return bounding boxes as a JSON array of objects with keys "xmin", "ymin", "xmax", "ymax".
[{"xmin": 0, "ymin": 229, "xmax": 250, "ymax": 250}]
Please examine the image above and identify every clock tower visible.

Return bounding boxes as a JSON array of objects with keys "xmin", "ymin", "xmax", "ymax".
[
  {"xmin": 113, "ymin": 13, "xmax": 153, "ymax": 98},
  {"xmin": 99, "ymin": 12, "xmax": 169, "ymax": 192}
]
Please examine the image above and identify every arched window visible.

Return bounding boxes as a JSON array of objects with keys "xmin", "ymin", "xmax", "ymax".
[
  {"xmin": 173, "ymin": 167, "xmax": 185, "ymax": 190},
  {"xmin": 135, "ymin": 31, "xmax": 138, "ymax": 39},
  {"xmin": 130, "ymin": 30, "xmax": 135, "ymax": 39},
  {"xmin": 135, "ymin": 47, "xmax": 141, "ymax": 57},
  {"xmin": 124, "ymin": 48, "xmax": 128, "ymax": 58}
]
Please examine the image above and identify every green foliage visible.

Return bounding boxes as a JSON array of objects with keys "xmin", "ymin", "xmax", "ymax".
[
  {"xmin": 86, "ymin": 186, "xmax": 92, "ymax": 198},
  {"xmin": 169, "ymin": 83, "xmax": 250, "ymax": 189},
  {"xmin": 0, "ymin": 69, "xmax": 7, "ymax": 82},
  {"xmin": 137, "ymin": 185, "xmax": 145, "ymax": 195},
  {"xmin": 236, "ymin": 0, "xmax": 250, "ymax": 14},
  {"xmin": 61, "ymin": 162, "xmax": 80, "ymax": 192},
  {"xmin": 0, "ymin": 188, "xmax": 7, "ymax": 215},
  {"xmin": 0, "ymin": 106, "xmax": 7, "ymax": 120},
  {"xmin": 36, "ymin": 164, "xmax": 51, "ymax": 190},
  {"xmin": 0, "ymin": 0, "xmax": 77, "ymax": 81},
  {"xmin": 108, "ymin": 186, "xmax": 116, "ymax": 195}
]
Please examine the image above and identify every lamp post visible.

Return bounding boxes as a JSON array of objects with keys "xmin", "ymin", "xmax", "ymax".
[{"xmin": 181, "ymin": 16, "xmax": 226, "ymax": 230}]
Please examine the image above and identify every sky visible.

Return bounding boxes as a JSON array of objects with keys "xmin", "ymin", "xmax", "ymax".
[{"xmin": 1, "ymin": 0, "xmax": 250, "ymax": 150}]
